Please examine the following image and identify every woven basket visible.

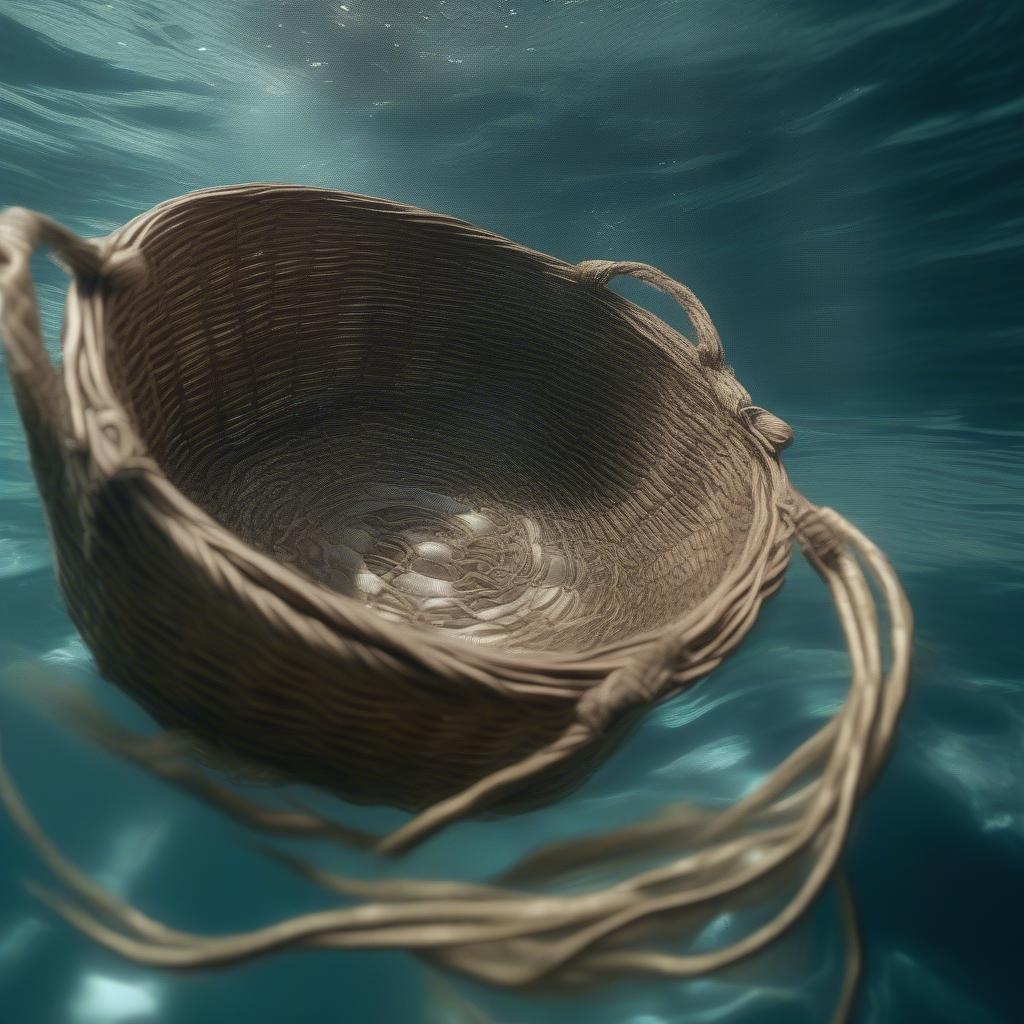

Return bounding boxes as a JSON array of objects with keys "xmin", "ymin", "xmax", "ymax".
[{"xmin": 0, "ymin": 185, "xmax": 911, "ymax": 995}]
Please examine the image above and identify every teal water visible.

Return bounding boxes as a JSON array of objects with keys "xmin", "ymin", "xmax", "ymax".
[{"xmin": 0, "ymin": 2, "xmax": 1021, "ymax": 1022}]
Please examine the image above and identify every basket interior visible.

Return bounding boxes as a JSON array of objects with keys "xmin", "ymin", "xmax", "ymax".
[{"xmin": 103, "ymin": 191, "xmax": 758, "ymax": 653}]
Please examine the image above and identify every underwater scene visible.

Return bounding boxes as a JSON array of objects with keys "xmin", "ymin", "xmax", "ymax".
[{"xmin": 0, "ymin": 2, "xmax": 1021, "ymax": 1022}]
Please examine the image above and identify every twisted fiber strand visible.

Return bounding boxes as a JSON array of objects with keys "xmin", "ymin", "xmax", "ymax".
[
  {"xmin": 496, "ymin": 525, "xmax": 891, "ymax": 983},
  {"xmin": 58, "ymin": 704, "xmax": 378, "ymax": 847}
]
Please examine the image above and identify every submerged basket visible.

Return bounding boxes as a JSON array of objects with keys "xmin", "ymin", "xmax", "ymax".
[{"xmin": 0, "ymin": 185, "xmax": 911, "ymax": 991}]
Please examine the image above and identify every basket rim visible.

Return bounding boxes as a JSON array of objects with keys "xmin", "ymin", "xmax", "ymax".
[{"xmin": 59, "ymin": 182, "xmax": 793, "ymax": 692}]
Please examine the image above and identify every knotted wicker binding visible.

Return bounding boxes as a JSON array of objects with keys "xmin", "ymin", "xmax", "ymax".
[{"xmin": 0, "ymin": 185, "xmax": 911, "ymax": 1007}]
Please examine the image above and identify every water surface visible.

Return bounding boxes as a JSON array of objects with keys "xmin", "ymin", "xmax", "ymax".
[{"xmin": 1, "ymin": 2, "xmax": 1021, "ymax": 1022}]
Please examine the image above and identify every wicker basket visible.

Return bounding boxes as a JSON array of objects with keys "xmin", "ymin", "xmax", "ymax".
[{"xmin": 0, "ymin": 185, "xmax": 911, "ymax": 993}]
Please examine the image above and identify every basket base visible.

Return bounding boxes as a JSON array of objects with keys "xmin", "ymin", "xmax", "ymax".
[{"xmin": 275, "ymin": 482, "xmax": 580, "ymax": 648}]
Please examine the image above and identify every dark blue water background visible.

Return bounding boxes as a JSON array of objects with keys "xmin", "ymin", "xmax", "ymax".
[{"xmin": 0, "ymin": 2, "xmax": 1021, "ymax": 1022}]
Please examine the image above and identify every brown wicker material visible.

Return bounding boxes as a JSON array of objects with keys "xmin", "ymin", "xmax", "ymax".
[{"xmin": 0, "ymin": 185, "xmax": 912, "ymax": 1004}]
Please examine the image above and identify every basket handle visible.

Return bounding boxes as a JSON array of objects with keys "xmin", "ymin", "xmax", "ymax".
[
  {"xmin": 0, "ymin": 207, "xmax": 112, "ymax": 430},
  {"xmin": 575, "ymin": 259, "xmax": 794, "ymax": 454},
  {"xmin": 374, "ymin": 492, "xmax": 912, "ymax": 855},
  {"xmin": 576, "ymin": 259, "xmax": 727, "ymax": 369}
]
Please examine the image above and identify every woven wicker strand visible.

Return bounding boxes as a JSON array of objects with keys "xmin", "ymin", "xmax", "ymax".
[{"xmin": 0, "ymin": 186, "xmax": 912, "ymax": 1015}]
